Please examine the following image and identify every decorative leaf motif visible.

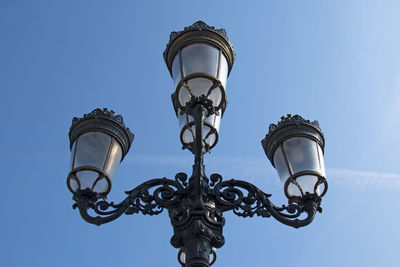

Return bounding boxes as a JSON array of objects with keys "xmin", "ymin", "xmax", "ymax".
[
  {"xmin": 70, "ymin": 108, "xmax": 134, "ymax": 141},
  {"xmin": 73, "ymin": 172, "xmax": 323, "ymax": 229},
  {"xmin": 163, "ymin": 20, "xmax": 235, "ymax": 62},
  {"xmin": 73, "ymin": 177, "xmax": 184, "ymax": 225},
  {"xmin": 262, "ymin": 113, "xmax": 323, "ymax": 153},
  {"xmin": 210, "ymin": 174, "xmax": 321, "ymax": 228}
]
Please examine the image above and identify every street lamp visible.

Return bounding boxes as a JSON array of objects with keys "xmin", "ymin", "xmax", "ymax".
[{"xmin": 67, "ymin": 21, "xmax": 327, "ymax": 267}]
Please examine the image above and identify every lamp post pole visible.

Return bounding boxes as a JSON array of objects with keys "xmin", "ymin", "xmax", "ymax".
[
  {"xmin": 169, "ymin": 99, "xmax": 225, "ymax": 266},
  {"xmin": 66, "ymin": 21, "xmax": 328, "ymax": 267}
]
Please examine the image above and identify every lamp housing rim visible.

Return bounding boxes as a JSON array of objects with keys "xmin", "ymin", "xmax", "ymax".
[
  {"xmin": 261, "ymin": 114, "xmax": 325, "ymax": 167},
  {"xmin": 67, "ymin": 166, "xmax": 112, "ymax": 197},
  {"xmin": 163, "ymin": 20, "xmax": 236, "ymax": 77},
  {"xmin": 170, "ymin": 74, "xmax": 227, "ymax": 116},
  {"xmin": 68, "ymin": 108, "xmax": 134, "ymax": 160},
  {"xmin": 283, "ymin": 170, "xmax": 328, "ymax": 200}
]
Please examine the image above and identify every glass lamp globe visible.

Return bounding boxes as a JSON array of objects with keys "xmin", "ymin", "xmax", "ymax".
[
  {"xmin": 67, "ymin": 108, "xmax": 134, "ymax": 198},
  {"xmin": 262, "ymin": 114, "xmax": 327, "ymax": 200}
]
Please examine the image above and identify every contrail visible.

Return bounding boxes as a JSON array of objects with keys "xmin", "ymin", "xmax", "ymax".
[{"xmin": 125, "ymin": 154, "xmax": 400, "ymax": 190}]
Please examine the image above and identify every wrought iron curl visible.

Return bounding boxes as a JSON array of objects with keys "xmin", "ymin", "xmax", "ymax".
[
  {"xmin": 210, "ymin": 174, "xmax": 322, "ymax": 228},
  {"xmin": 93, "ymin": 200, "xmax": 123, "ymax": 216},
  {"xmin": 211, "ymin": 176, "xmax": 272, "ymax": 218},
  {"xmin": 73, "ymin": 177, "xmax": 186, "ymax": 226},
  {"xmin": 72, "ymin": 190, "xmax": 127, "ymax": 226},
  {"xmin": 274, "ymin": 203, "xmax": 302, "ymax": 219},
  {"xmin": 175, "ymin": 172, "xmax": 188, "ymax": 187},
  {"xmin": 268, "ymin": 195, "xmax": 322, "ymax": 228}
]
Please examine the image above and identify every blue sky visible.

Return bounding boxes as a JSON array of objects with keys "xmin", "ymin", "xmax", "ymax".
[{"xmin": 1, "ymin": 0, "xmax": 400, "ymax": 266}]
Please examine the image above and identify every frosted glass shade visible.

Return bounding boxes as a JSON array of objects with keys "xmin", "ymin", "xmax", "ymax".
[
  {"xmin": 67, "ymin": 131, "xmax": 122, "ymax": 195},
  {"xmin": 67, "ymin": 108, "xmax": 134, "ymax": 198},
  {"xmin": 178, "ymin": 109, "xmax": 221, "ymax": 150},
  {"xmin": 273, "ymin": 137, "xmax": 326, "ymax": 198},
  {"xmin": 171, "ymin": 43, "xmax": 229, "ymax": 110},
  {"xmin": 261, "ymin": 114, "xmax": 326, "ymax": 200},
  {"xmin": 164, "ymin": 21, "xmax": 235, "ymax": 152}
]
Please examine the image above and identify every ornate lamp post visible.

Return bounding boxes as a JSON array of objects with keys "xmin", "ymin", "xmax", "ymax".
[{"xmin": 67, "ymin": 21, "xmax": 327, "ymax": 267}]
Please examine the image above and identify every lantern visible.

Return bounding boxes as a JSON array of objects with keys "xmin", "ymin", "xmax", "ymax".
[
  {"xmin": 67, "ymin": 108, "xmax": 134, "ymax": 198},
  {"xmin": 262, "ymin": 114, "xmax": 327, "ymax": 200},
  {"xmin": 164, "ymin": 21, "xmax": 235, "ymax": 151}
]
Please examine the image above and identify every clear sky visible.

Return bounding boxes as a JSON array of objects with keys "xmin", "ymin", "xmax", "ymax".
[{"xmin": 1, "ymin": 0, "xmax": 400, "ymax": 266}]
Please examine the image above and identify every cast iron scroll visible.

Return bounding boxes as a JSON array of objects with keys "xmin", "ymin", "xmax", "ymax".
[
  {"xmin": 73, "ymin": 173, "xmax": 321, "ymax": 229},
  {"xmin": 73, "ymin": 177, "xmax": 186, "ymax": 226},
  {"xmin": 71, "ymin": 99, "xmax": 324, "ymax": 266},
  {"xmin": 72, "ymin": 172, "xmax": 322, "ymax": 267},
  {"xmin": 209, "ymin": 173, "xmax": 322, "ymax": 229}
]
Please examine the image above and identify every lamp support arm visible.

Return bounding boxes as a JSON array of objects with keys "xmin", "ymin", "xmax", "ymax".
[
  {"xmin": 209, "ymin": 174, "xmax": 322, "ymax": 229},
  {"xmin": 72, "ymin": 177, "xmax": 186, "ymax": 226}
]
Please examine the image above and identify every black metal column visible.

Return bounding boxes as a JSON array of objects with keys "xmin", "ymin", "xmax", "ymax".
[{"xmin": 170, "ymin": 103, "xmax": 225, "ymax": 267}]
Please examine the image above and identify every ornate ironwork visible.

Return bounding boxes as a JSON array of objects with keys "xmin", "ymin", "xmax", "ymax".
[
  {"xmin": 70, "ymin": 108, "xmax": 134, "ymax": 142},
  {"xmin": 163, "ymin": 20, "xmax": 235, "ymax": 64},
  {"xmin": 73, "ymin": 171, "xmax": 322, "ymax": 225},
  {"xmin": 264, "ymin": 114, "xmax": 322, "ymax": 141},
  {"xmin": 70, "ymin": 22, "xmax": 327, "ymax": 267},
  {"xmin": 168, "ymin": 20, "xmax": 230, "ymax": 43},
  {"xmin": 73, "ymin": 171, "xmax": 322, "ymax": 265},
  {"xmin": 73, "ymin": 177, "xmax": 185, "ymax": 226},
  {"xmin": 69, "ymin": 108, "xmax": 134, "ymax": 158},
  {"xmin": 71, "ymin": 101, "xmax": 325, "ymax": 266},
  {"xmin": 182, "ymin": 95, "xmax": 216, "ymax": 118},
  {"xmin": 261, "ymin": 113, "xmax": 325, "ymax": 165},
  {"xmin": 163, "ymin": 20, "xmax": 236, "ymax": 77}
]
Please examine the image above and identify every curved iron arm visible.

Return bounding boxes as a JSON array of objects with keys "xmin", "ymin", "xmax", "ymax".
[
  {"xmin": 209, "ymin": 174, "xmax": 322, "ymax": 228},
  {"xmin": 72, "ymin": 177, "xmax": 187, "ymax": 226},
  {"xmin": 71, "ymin": 171, "xmax": 323, "ymax": 267},
  {"xmin": 73, "ymin": 172, "xmax": 322, "ymax": 228}
]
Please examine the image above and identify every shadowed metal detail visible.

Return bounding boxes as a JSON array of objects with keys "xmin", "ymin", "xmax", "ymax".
[
  {"xmin": 69, "ymin": 108, "xmax": 134, "ymax": 158},
  {"xmin": 261, "ymin": 113, "xmax": 325, "ymax": 165},
  {"xmin": 73, "ymin": 171, "xmax": 322, "ymax": 228},
  {"xmin": 167, "ymin": 20, "xmax": 230, "ymax": 44},
  {"xmin": 71, "ymin": 101, "xmax": 326, "ymax": 267},
  {"xmin": 164, "ymin": 20, "xmax": 236, "ymax": 77},
  {"xmin": 164, "ymin": 20, "xmax": 236, "ymax": 74},
  {"xmin": 70, "ymin": 108, "xmax": 134, "ymax": 142},
  {"xmin": 267, "ymin": 114, "xmax": 321, "ymax": 134},
  {"xmin": 69, "ymin": 22, "xmax": 328, "ymax": 267}
]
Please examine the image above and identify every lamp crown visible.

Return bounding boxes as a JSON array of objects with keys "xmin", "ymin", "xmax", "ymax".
[
  {"xmin": 163, "ymin": 21, "xmax": 236, "ymax": 75},
  {"xmin": 267, "ymin": 114, "xmax": 322, "ymax": 137},
  {"xmin": 69, "ymin": 108, "xmax": 134, "ymax": 158},
  {"xmin": 261, "ymin": 114, "xmax": 324, "ymax": 164},
  {"xmin": 70, "ymin": 108, "xmax": 134, "ymax": 142},
  {"xmin": 167, "ymin": 20, "xmax": 230, "ymax": 44}
]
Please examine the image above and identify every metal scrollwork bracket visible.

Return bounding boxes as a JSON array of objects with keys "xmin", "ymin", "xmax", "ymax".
[{"xmin": 73, "ymin": 172, "xmax": 322, "ymax": 267}]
